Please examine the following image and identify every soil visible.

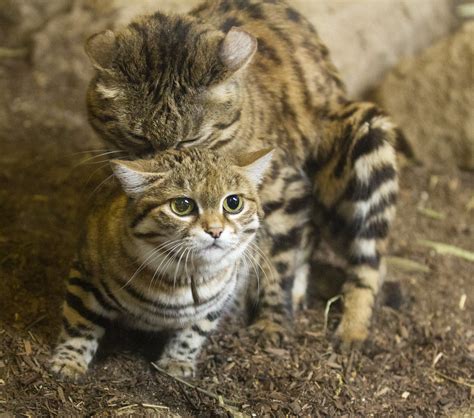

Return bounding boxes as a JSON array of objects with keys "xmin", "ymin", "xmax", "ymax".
[{"xmin": 1, "ymin": 32, "xmax": 473, "ymax": 418}]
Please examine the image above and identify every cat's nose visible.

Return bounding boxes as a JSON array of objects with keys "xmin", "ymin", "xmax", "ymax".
[{"xmin": 205, "ymin": 227, "xmax": 223, "ymax": 239}]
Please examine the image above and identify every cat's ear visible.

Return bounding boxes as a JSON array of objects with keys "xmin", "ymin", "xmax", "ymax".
[
  {"xmin": 236, "ymin": 148, "xmax": 274, "ymax": 186},
  {"xmin": 111, "ymin": 159, "xmax": 164, "ymax": 198},
  {"xmin": 219, "ymin": 27, "xmax": 257, "ymax": 73},
  {"xmin": 85, "ymin": 30, "xmax": 117, "ymax": 70}
]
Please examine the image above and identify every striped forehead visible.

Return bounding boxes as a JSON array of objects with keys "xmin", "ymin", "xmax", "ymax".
[
  {"xmin": 189, "ymin": 170, "xmax": 241, "ymax": 209},
  {"xmin": 162, "ymin": 159, "xmax": 243, "ymax": 207}
]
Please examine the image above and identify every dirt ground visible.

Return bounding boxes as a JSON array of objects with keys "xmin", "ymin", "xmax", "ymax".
[{"xmin": 1, "ymin": 28, "xmax": 473, "ymax": 418}]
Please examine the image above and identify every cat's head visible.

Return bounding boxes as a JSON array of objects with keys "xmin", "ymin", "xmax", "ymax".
[
  {"xmin": 86, "ymin": 13, "xmax": 257, "ymax": 156},
  {"xmin": 111, "ymin": 148, "xmax": 272, "ymax": 267}
]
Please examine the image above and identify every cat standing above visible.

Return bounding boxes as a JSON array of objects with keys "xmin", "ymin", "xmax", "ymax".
[{"xmin": 50, "ymin": 148, "xmax": 272, "ymax": 380}]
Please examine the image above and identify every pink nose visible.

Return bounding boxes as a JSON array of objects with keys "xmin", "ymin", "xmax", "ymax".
[{"xmin": 206, "ymin": 227, "xmax": 223, "ymax": 239}]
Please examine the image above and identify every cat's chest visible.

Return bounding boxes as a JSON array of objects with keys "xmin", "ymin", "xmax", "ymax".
[{"xmin": 118, "ymin": 266, "xmax": 237, "ymax": 330}]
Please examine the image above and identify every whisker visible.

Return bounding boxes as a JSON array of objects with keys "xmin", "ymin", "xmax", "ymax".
[
  {"xmin": 154, "ymin": 242, "xmax": 187, "ymax": 289},
  {"xmin": 148, "ymin": 242, "xmax": 184, "ymax": 292},
  {"xmin": 123, "ymin": 239, "xmax": 183, "ymax": 290},
  {"xmin": 126, "ymin": 239, "xmax": 180, "ymax": 268},
  {"xmin": 242, "ymin": 250, "xmax": 261, "ymax": 303},
  {"xmin": 184, "ymin": 247, "xmax": 192, "ymax": 281},
  {"xmin": 245, "ymin": 246, "xmax": 272, "ymax": 290},
  {"xmin": 88, "ymin": 173, "xmax": 115, "ymax": 199},
  {"xmin": 63, "ymin": 148, "xmax": 114, "ymax": 158},
  {"xmin": 173, "ymin": 247, "xmax": 188, "ymax": 290},
  {"xmin": 84, "ymin": 163, "xmax": 112, "ymax": 187},
  {"xmin": 247, "ymin": 242, "xmax": 275, "ymax": 283},
  {"xmin": 74, "ymin": 150, "xmax": 126, "ymax": 168}
]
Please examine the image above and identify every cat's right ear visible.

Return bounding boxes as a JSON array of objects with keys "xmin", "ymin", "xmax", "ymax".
[
  {"xmin": 236, "ymin": 148, "xmax": 274, "ymax": 186},
  {"xmin": 219, "ymin": 27, "xmax": 257, "ymax": 73},
  {"xmin": 85, "ymin": 30, "xmax": 117, "ymax": 70},
  {"xmin": 111, "ymin": 160, "xmax": 164, "ymax": 198}
]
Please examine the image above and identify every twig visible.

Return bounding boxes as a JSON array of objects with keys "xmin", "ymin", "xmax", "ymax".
[
  {"xmin": 430, "ymin": 369, "xmax": 474, "ymax": 389},
  {"xmin": 344, "ymin": 350, "xmax": 355, "ymax": 381},
  {"xmin": 386, "ymin": 256, "xmax": 430, "ymax": 273},
  {"xmin": 177, "ymin": 381, "xmax": 200, "ymax": 411},
  {"xmin": 150, "ymin": 362, "xmax": 240, "ymax": 407},
  {"xmin": 417, "ymin": 207, "xmax": 445, "ymax": 220},
  {"xmin": 25, "ymin": 314, "xmax": 48, "ymax": 330},
  {"xmin": 418, "ymin": 239, "xmax": 474, "ymax": 262},
  {"xmin": 141, "ymin": 403, "xmax": 169, "ymax": 411},
  {"xmin": 0, "ymin": 47, "xmax": 28, "ymax": 59},
  {"xmin": 324, "ymin": 295, "xmax": 342, "ymax": 333}
]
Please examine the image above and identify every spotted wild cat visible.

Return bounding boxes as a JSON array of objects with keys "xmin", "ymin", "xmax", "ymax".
[
  {"xmin": 84, "ymin": 0, "xmax": 407, "ymax": 347},
  {"xmin": 50, "ymin": 148, "xmax": 273, "ymax": 380}
]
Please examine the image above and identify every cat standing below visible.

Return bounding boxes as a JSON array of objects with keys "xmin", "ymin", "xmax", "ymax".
[{"xmin": 50, "ymin": 148, "xmax": 272, "ymax": 380}]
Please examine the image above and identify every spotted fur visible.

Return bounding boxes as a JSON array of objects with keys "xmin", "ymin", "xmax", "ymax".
[
  {"xmin": 50, "ymin": 148, "xmax": 272, "ymax": 380},
  {"xmin": 84, "ymin": 0, "xmax": 404, "ymax": 347}
]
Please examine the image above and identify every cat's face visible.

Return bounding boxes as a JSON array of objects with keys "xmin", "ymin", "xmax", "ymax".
[
  {"xmin": 86, "ymin": 15, "xmax": 257, "ymax": 157},
  {"xmin": 112, "ymin": 148, "xmax": 272, "ymax": 267}
]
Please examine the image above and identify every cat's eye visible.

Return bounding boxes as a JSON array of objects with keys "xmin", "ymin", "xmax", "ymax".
[
  {"xmin": 170, "ymin": 197, "xmax": 196, "ymax": 216},
  {"xmin": 223, "ymin": 195, "xmax": 243, "ymax": 214}
]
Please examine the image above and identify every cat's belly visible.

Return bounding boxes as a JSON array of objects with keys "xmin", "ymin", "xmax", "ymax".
[{"xmin": 117, "ymin": 273, "xmax": 237, "ymax": 331}]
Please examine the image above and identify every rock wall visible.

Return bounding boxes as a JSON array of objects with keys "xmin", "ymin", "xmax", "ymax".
[
  {"xmin": 294, "ymin": 0, "xmax": 458, "ymax": 98},
  {"xmin": 375, "ymin": 22, "xmax": 474, "ymax": 171}
]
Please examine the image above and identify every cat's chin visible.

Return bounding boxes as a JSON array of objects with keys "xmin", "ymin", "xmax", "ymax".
[
  {"xmin": 194, "ymin": 244, "xmax": 239, "ymax": 267},
  {"xmin": 196, "ymin": 245, "xmax": 226, "ymax": 260}
]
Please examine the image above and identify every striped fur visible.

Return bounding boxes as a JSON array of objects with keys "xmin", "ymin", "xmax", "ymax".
[
  {"xmin": 84, "ymin": 0, "xmax": 402, "ymax": 347},
  {"xmin": 50, "ymin": 149, "xmax": 272, "ymax": 380}
]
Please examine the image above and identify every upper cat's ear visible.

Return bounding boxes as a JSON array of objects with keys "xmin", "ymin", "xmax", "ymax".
[
  {"xmin": 219, "ymin": 27, "xmax": 257, "ymax": 73},
  {"xmin": 85, "ymin": 30, "xmax": 117, "ymax": 70},
  {"xmin": 236, "ymin": 148, "xmax": 274, "ymax": 186},
  {"xmin": 111, "ymin": 159, "xmax": 164, "ymax": 198}
]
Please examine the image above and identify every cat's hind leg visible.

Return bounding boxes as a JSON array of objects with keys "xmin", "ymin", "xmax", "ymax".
[
  {"xmin": 50, "ymin": 267, "xmax": 118, "ymax": 381},
  {"xmin": 312, "ymin": 102, "xmax": 400, "ymax": 348}
]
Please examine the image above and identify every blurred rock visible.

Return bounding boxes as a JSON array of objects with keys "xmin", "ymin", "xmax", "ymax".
[
  {"xmin": 375, "ymin": 23, "xmax": 474, "ymax": 171},
  {"xmin": 298, "ymin": 0, "xmax": 458, "ymax": 98},
  {"xmin": 0, "ymin": 0, "xmax": 72, "ymax": 47}
]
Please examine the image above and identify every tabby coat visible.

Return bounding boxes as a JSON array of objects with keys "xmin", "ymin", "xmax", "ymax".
[
  {"xmin": 50, "ymin": 149, "xmax": 272, "ymax": 380},
  {"xmin": 85, "ymin": 0, "xmax": 403, "ymax": 347}
]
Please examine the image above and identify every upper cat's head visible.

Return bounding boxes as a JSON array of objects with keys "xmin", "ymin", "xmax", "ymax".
[
  {"xmin": 111, "ymin": 148, "xmax": 272, "ymax": 266},
  {"xmin": 86, "ymin": 13, "xmax": 257, "ymax": 156}
]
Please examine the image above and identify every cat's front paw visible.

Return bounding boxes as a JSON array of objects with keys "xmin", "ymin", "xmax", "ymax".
[
  {"xmin": 156, "ymin": 358, "xmax": 195, "ymax": 378},
  {"xmin": 50, "ymin": 353, "xmax": 88, "ymax": 382}
]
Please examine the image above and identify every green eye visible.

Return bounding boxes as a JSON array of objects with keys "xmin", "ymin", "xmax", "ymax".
[
  {"xmin": 170, "ymin": 197, "xmax": 195, "ymax": 216},
  {"xmin": 223, "ymin": 195, "xmax": 243, "ymax": 214}
]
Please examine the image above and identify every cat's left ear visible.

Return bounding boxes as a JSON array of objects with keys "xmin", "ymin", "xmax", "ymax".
[
  {"xmin": 85, "ymin": 30, "xmax": 117, "ymax": 70},
  {"xmin": 236, "ymin": 148, "xmax": 274, "ymax": 187},
  {"xmin": 111, "ymin": 159, "xmax": 165, "ymax": 198},
  {"xmin": 219, "ymin": 27, "xmax": 257, "ymax": 73}
]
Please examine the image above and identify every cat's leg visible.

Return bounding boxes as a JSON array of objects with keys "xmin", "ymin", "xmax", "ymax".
[
  {"xmin": 50, "ymin": 268, "xmax": 118, "ymax": 381},
  {"xmin": 311, "ymin": 102, "xmax": 400, "ymax": 348},
  {"xmin": 292, "ymin": 223, "xmax": 316, "ymax": 312},
  {"xmin": 249, "ymin": 165, "xmax": 312, "ymax": 343},
  {"xmin": 156, "ymin": 314, "xmax": 221, "ymax": 378}
]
